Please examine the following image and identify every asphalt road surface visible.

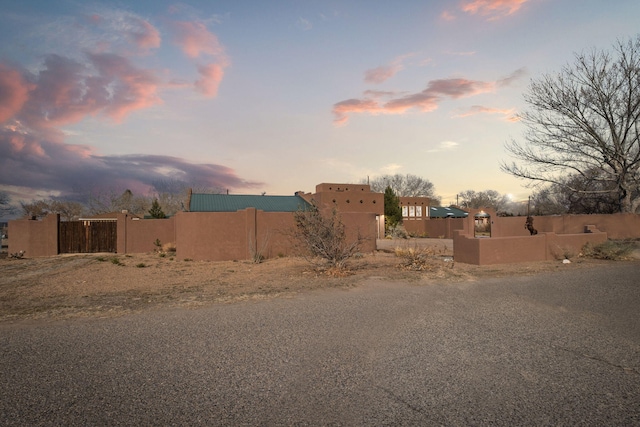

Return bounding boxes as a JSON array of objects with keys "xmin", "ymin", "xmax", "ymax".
[{"xmin": 2, "ymin": 263, "xmax": 639, "ymax": 426}]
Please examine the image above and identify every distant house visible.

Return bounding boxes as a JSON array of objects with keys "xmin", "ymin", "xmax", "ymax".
[{"xmin": 428, "ymin": 206, "xmax": 469, "ymax": 219}]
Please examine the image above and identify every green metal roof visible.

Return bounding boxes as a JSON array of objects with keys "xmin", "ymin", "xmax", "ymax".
[
  {"xmin": 189, "ymin": 194, "xmax": 311, "ymax": 212},
  {"xmin": 429, "ymin": 206, "xmax": 468, "ymax": 218}
]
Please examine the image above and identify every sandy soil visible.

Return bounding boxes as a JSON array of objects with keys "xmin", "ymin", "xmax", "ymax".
[{"xmin": 1, "ymin": 239, "xmax": 637, "ymax": 323}]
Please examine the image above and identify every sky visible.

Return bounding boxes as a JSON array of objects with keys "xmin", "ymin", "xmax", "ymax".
[{"xmin": 1, "ymin": 0, "xmax": 639, "ymax": 213}]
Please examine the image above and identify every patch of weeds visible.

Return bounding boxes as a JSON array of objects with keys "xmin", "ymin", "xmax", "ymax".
[
  {"xmin": 110, "ymin": 257, "xmax": 123, "ymax": 266},
  {"xmin": 552, "ymin": 246, "xmax": 576, "ymax": 260},
  {"xmin": 136, "ymin": 263, "xmax": 147, "ymax": 268},
  {"xmin": 159, "ymin": 253, "xmax": 166, "ymax": 258},
  {"xmin": 394, "ymin": 245, "xmax": 446, "ymax": 271},
  {"xmin": 184, "ymin": 258, "xmax": 193, "ymax": 262},
  {"xmin": 582, "ymin": 240, "xmax": 636, "ymax": 260},
  {"xmin": 96, "ymin": 257, "xmax": 107, "ymax": 262}
]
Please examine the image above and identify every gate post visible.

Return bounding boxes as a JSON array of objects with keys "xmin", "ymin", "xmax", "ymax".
[{"xmin": 116, "ymin": 212, "xmax": 128, "ymax": 254}]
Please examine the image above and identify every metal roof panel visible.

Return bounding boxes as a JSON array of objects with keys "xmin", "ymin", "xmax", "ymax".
[{"xmin": 190, "ymin": 194, "xmax": 310, "ymax": 212}]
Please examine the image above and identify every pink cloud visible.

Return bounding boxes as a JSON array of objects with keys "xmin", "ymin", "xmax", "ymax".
[
  {"xmin": 440, "ymin": 10, "xmax": 456, "ymax": 21},
  {"xmin": 461, "ymin": 0, "xmax": 529, "ymax": 19},
  {"xmin": 88, "ymin": 52, "xmax": 162, "ymax": 121},
  {"xmin": 333, "ymin": 76, "xmax": 498, "ymax": 124},
  {"xmin": 383, "ymin": 93, "xmax": 440, "ymax": 114},
  {"xmin": 426, "ymin": 78, "xmax": 494, "ymax": 98},
  {"xmin": 454, "ymin": 105, "xmax": 518, "ymax": 121},
  {"xmin": 195, "ymin": 63, "xmax": 225, "ymax": 97},
  {"xmin": 0, "ymin": 64, "xmax": 32, "ymax": 123},
  {"xmin": 333, "ymin": 99, "xmax": 382, "ymax": 126},
  {"xmin": 170, "ymin": 21, "xmax": 224, "ymax": 59},
  {"xmin": 364, "ymin": 65, "xmax": 402, "ymax": 84},
  {"xmin": 497, "ymin": 67, "xmax": 527, "ymax": 86},
  {"xmin": 16, "ymin": 53, "xmax": 161, "ymax": 128},
  {"xmin": 168, "ymin": 20, "xmax": 229, "ymax": 98},
  {"xmin": 128, "ymin": 19, "xmax": 161, "ymax": 51},
  {"xmin": 363, "ymin": 54, "xmax": 415, "ymax": 84}
]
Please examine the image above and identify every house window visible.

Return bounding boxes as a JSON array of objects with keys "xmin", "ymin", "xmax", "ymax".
[
  {"xmin": 409, "ymin": 206, "xmax": 415, "ymax": 218},
  {"xmin": 416, "ymin": 206, "xmax": 422, "ymax": 218},
  {"xmin": 402, "ymin": 206, "xmax": 408, "ymax": 217}
]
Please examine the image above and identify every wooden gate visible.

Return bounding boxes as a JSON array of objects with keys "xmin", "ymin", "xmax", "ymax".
[{"xmin": 59, "ymin": 221, "xmax": 117, "ymax": 253}]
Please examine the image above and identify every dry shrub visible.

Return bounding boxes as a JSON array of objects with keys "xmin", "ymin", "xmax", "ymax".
[
  {"xmin": 395, "ymin": 245, "xmax": 445, "ymax": 271},
  {"xmin": 294, "ymin": 204, "xmax": 365, "ymax": 271},
  {"xmin": 551, "ymin": 245, "xmax": 576, "ymax": 260},
  {"xmin": 582, "ymin": 240, "xmax": 636, "ymax": 260},
  {"xmin": 162, "ymin": 242, "xmax": 176, "ymax": 252}
]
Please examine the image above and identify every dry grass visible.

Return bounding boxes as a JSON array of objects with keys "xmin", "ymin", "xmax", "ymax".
[
  {"xmin": 394, "ymin": 245, "xmax": 451, "ymax": 271},
  {"xmin": 1, "ymin": 246, "xmax": 635, "ymax": 322},
  {"xmin": 582, "ymin": 239, "xmax": 637, "ymax": 260}
]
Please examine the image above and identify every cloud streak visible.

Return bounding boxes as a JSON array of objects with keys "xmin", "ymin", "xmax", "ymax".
[
  {"xmin": 461, "ymin": 0, "xmax": 529, "ymax": 19},
  {"xmin": 454, "ymin": 105, "xmax": 519, "ymax": 121},
  {"xmin": 0, "ymin": 127, "xmax": 261, "ymax": 199},
  {"xmin": 364, "ymin": 53, "xmax": 415, "ymax": 84},
  {"xmin": 333, "ymin": 68, "xmax": 525, "ymax": 125}
]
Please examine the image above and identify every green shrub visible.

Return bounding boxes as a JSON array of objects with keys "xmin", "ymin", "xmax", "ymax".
[{"xmin": 110, "ymin": 257, "xmax": 123, "ymax": 265}]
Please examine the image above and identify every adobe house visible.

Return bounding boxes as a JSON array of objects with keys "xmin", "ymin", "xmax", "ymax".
[
  {"xmin": 399, "ymin": 196, "xmax": 468, "ymax": 238},
  {"xmin": 175, "ymin": 183, "xmax": 384, "ymax": 261}
]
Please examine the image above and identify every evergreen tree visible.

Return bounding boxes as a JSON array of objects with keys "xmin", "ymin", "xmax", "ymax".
[
  {"xmin": 384, "ymin": 186, "xmax": 402, "ymax": 231},
  {"xmin": 148, "ymin": 198, "xmax": 166, "ymax": 219}
]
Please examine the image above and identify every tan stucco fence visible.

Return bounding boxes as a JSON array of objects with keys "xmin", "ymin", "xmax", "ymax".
[
  {"xmin": 8, "ymin": 207, "xmax": 640, "ymax": 265},
  {"xmin": 452, "ymin": 208, "xmax": 639, "ymax": 265},
  {"xmin": 8, "ymin": 210, "xmax": 378, "ymax": 262}
]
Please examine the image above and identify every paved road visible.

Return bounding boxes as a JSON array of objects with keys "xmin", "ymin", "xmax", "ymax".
[{"xmin": 2, "ymin": 263, "xmax": 639, "ymax": 426}]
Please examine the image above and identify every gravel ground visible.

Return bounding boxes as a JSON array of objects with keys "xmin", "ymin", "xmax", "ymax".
[{"xmin": 1, "ymin": 262, "xmax": 639, "ymax": 425}]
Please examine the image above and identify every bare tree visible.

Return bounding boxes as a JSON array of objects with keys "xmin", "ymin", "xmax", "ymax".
[
  {"xmin": 151, "ymin": 179, "xmax": 223, "ymax": 215},
  {"xmin": 367, "ymin": 174, "xmax": 441, "ymax": 204},
  {"xmin": 458, "ymin": 190, "xmax": 510, "ymax": 212},
  {"xmin": 50, "ymin": 200, "xmax": 85, "ymax": 221},
  {"xmin": 531, "ymin": 171, "xmax": 621, "ymax": 215},
  {"xmin": 88, "ymin": 189, "xmax": 150, "ymax": 216},
  {"xmin": 19, "ymin": 199, "xmax": 86, "ymax": 221},
  {"xmin": 0, "ymin": 191, "xmax": 17, "ymax": 218},
  {"xmin": 20, "ymin": 200, "xmax": 51, "ymax": 219},
  {"xmin": 502, "ymin": 36, "xmax": 640, "ymax": 213}
]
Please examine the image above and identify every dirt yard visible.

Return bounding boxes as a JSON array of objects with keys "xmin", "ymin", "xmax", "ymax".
[{"xmin": 1, "ymin": 239, "xmax": 637, "ymax": 322}]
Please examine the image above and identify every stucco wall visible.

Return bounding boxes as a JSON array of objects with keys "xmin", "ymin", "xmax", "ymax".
[
  {"xmin": 117, "ymin": 214, "xmax": 176, "ymax": 254},
  {"xmin": 176, "ymin": 210, "xmax": 252, "ymax": 261},
  {"xmin": 313, "ymin": 183, "xmax": 384, "ymax": 215},
  {"xmin": 453, "ymin": 231, "xmax": 608, "ymax": 265},
  {"xmin": 175, "ymin": 209, "xmax": 378, "ymax": 262},
  {"xmin": 453, "ymin": 208, "xmax": 614, "ymax": 265},
  {"xmin": 340, "ymin": 212, "xmax": 378, "ymax": 253},
  {"xmin": 8, "ymin": 214, "xmax": 59, "ymax": 258},
  {"xmin": 403, "ymin": 218, "xmax": 464, "ymax": 239}
]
